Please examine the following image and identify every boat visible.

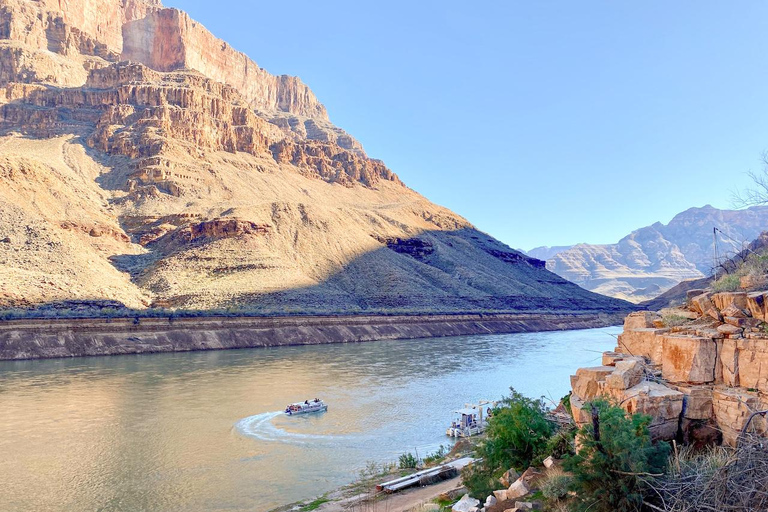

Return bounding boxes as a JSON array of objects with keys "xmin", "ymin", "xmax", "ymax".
[
  {"xmin": 446, "ymin": 400, "xmax": 497, "ymax": 438},
  {"xmin": 284, "ymin": 398, "xmax": 327, "ymax": 415}
]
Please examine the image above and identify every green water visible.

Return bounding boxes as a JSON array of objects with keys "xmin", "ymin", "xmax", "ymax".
[{"xmin": 0, "ymin": 326, "xmax": 619, "ymax": 512}]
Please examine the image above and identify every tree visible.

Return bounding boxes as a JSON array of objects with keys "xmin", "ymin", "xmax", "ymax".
[
  {"xmin": 732, "ymin": 152, "xmax": 768, "ymax": 207},
  {"xmin": 481, "ymin": 388, "xmax": 554, "ymax": 472},
  {"xmin": 564, "ymin": 398, "xmax": 670, "ymax": 512}
]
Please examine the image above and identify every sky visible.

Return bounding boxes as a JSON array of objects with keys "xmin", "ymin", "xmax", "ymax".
[{"xmin": 167, "ymin": 0, "xmax": 768, "ymax": 250}]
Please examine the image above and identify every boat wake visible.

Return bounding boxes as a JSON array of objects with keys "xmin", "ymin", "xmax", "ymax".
[{"xmin": 235, "ymin": 411, "xmax": 344, "ymax": 445}]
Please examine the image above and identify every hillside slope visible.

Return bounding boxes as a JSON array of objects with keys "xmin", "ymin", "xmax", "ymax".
[
  {"xmin": 539, "ymin": 205, "xmax": 768, "ymax": 303},
  {"xmin": 0, "ymin": 0, "xmax": 631, "ymax": 316}
]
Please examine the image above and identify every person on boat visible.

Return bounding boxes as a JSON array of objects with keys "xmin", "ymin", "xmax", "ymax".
[
  {"xmin": 304, "ymin": 400, "xmax": 309, "ymax": 405},
  {"xmin": 314, "ymin": 398, "xmax": 319, "ymax": 403}
]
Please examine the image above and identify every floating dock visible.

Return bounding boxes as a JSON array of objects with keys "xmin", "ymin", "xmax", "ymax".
[{"xmin": 376, "ymin": 457, "xmax": 475, "ymax": 493}]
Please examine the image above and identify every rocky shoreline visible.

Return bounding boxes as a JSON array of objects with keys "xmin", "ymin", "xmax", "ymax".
[{"xmin": 0, "ymin": 312, "xmax": 626, "ymax": 360}]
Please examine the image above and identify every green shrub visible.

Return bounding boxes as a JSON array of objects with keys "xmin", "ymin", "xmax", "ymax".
[
  {"xmin": 398, "ymin": 452, "xmax": 418, "ymax": 469},
  {"xmin": 661, "ymin": 314, "xmax": 689, "ymax": 327},
  {"xmin": 541, "ymin": 472, "xmax": 572, "ymax": 500},
  {"xmin": 712, "ymin": 273, "xmax": 740, "ymax": 292},
  {"xmin": 564, "ymin": 398, "xmax": 670, "ymax": 512},
  {"xmin": 542, "ymin": 427, "xmax": 576, "ymax": 461},
  {"xmin": 423, "ymin": 445, "xmax": 449, "ymax": 466},
  {"xmin": 460, "ymin": 462, "xmax": 503, "ymax": 499},
  {"xmin": 481, "ymin": 388, "xmax": 555, "ymax": 472}
]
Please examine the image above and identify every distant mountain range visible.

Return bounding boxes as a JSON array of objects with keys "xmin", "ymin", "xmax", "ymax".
[{"xmin": 526, "ymin": 205, "xmax": 768, "ymax": 303}]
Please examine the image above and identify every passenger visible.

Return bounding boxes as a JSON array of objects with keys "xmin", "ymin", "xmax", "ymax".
[{"xmin": 305, "ymin": 400, "xmax": 309, "ymax": 405}]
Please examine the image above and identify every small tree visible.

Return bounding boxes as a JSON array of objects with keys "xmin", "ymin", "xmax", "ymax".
[
  {"xmin": 481, "ymin": 388, "xmax": 554, "ymax": 472},
  {"xmin": 564, "ymin": 398, "xmax": 670, "ymax": 512}
]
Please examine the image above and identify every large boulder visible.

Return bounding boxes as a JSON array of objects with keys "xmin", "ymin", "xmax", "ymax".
[
  {"xmin": 570, "ymin": 366, "xmax": 614, "ymax": 400},
  {"xmin": 662, "ymin": 335, "xmax": 717, "ymax": 384},
  {"xmin": 507, "ymin": 479, "xmax": 530, "ymax": 500},
  {"xmin": 452, "ymin": 495, "xmax": 481, "ymax": 512},
  {"xmin": 622, "ymin": 381, "xmax": 684, "ymax": 440},
  {"xmin": 690, "ymin": 293, "xmax": 722, "ymax": 321},
  {"xmin": 624, "ymin": 311, "xmax": 660, "ymax": 330},
  {"xmin": 746, "ymin": 292, "xmax": 768, "ymax": 322},
  {"xmin": 712, "ymin": 388, "xmax": 768, "ymax": 446},
  {"xmin": 712, "ymin": 292, "xmax": 748, "ymax": 312},
  {"xmin": 606, "ymin": 359, "xmax": 644, "ymax": 390},
  {"xmin": 672, "ymin": 384, "xmax": 714, "ymax": 420},
  {"xmin": 616, "ymin": 328, "xmax": 667, "ymax": 363},
  {"xmin": 734, "ymin": 338, "xmax": 768, "ymax": 392}
]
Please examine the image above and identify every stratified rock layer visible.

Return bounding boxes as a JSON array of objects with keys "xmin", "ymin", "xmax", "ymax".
[{"xmin": 0, "ymin": 0, "xmax": 633, "ymax": 316}]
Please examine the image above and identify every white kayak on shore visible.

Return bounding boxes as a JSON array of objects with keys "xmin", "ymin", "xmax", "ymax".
[{"xmin": 284, "ymin": 399, "xmax": 327, "ymax": 415}]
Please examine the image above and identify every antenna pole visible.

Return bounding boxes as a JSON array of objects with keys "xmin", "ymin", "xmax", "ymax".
[{"xmin": 713, "ymin": 227, "xmax": 718, "ymax": 281}]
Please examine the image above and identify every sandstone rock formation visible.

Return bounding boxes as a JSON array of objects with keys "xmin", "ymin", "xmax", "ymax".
[
  {"xmin": 569, "ymin": 290, "xmax": 768, "ymax": 447},
  {"xmin": 530, "ymin": 205, "xmax": 768, "ymax": 303},
  {"xmin": 0, "ymin": 0, "xmax": 633, "ymax": 315}
]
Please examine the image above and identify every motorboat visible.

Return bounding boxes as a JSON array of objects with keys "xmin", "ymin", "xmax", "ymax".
[
  {"xmin": 284, "ymin": 398, "xmax": 327, "ymax": 415},
  {"xmin": 446, "ymin": 400, "xmax": 497, "ymax": 438}
]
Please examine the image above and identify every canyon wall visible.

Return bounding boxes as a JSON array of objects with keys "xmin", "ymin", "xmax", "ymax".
[{"xmin": 0, "ymin": 312, "xmax": 626, "ymax": 360}]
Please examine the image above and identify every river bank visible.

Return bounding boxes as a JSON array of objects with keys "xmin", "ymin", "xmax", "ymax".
[{"xmin": 0, "ymin": 311, "xmax": 626, "ymax": 360}]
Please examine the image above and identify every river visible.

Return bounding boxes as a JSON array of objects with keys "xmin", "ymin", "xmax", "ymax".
[{"xmin": 0, "ymin": 326, "xmax": 620, "ymax": 512}]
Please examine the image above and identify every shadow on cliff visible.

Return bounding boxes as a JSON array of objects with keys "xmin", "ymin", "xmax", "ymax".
[{"xmin": 136, "ymin": 227, "xmax": 638, "ymax": 316}]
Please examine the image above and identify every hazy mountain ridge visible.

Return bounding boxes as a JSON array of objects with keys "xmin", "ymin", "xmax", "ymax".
[
  {"xmin": 536, "ymin": 205, "xmax": 768, "ymax": 303},
  {"xmin": 0, "ymin": 0, "xmax": 631, "ymax": 315}
]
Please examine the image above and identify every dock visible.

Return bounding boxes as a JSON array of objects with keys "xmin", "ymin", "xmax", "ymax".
[{"xmin": 376, "ymin": 457, "xmax": 475, "ymax": 494}]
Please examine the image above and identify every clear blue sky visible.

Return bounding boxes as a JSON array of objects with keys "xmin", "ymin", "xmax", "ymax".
[{"xmin": 168, "ymin": 0, "xmax": 768, "ymax": 250}]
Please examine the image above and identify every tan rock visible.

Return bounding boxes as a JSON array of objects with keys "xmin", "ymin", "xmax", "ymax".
[
  {"xmin": 721, "ymin": 304, "xmax": 747, "ymax": 319},
  {"xmin": 720, "ymin": 338, "xmax": 740, "ymax": 387},
  {"xmin": 747, "ymin": 292, "xmax": 768, "ymax": 322},
  {"xmin": 671, "ymin": 385, "xmax": 713, "ymax": 420},
  {"xmin": 712, "ymin": 292, "xmax": 748, "ymax": 312},
  {"xmin": 662, "ymin": 336, "xmax": 717, "ymax": 383},
  {"xmin": 493, "ymin": 489, "xmax": 508, "ymax": 502},
  {"xmin": 616, "ymin": 328, "xmax": 668, "ymax": 363},
  {"xmin": 741, "ymin": 274, "xmax": 768, "ymax": 290},
  {"xmin": 734, "ymin": 338, "xmax": 768, "ymax": 392},
  {"xmin": 712, "ymin": 388, "xmax": 767, "ymax": 446},
  {"xmin": 717, "ymin": 324, "xmax": 743, "ymax": 337},
  {"xmin": 623, "ymin": 311, "xmax": 660, "ymax": 330},
  {"xmin": 570, "ymin": 366, "xmax": 614, "ymax": 400},
  {"xmin": 606, "ymin": 359, "xmax": 644, "ymax": 390},
  {"xmin": 691, "ymin": 293, "xmax": 723, "ymax": 321},
  {"xmin": 622, "ymin": 381, "xmax": 684, "ymax": 440},
  {"xmin": 507, "ymin": 479, "xmax": 529, "ymax": 500},
  {"xmin": 499, "ymin": 468, "xmax": 520, "ymax": 488}
]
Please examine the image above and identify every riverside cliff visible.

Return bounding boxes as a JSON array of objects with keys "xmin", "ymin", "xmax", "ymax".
[{"xmin": 0, "ymin": 0, "xmax": 632, "ymax": 319}]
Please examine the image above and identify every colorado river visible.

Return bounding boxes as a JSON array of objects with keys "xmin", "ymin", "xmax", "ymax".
[{"xmin": 0, "ymin": 326, "xmax": 619, "ymax": 512}]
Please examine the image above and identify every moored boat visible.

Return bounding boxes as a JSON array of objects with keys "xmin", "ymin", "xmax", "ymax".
[
  {"xmin": 284, "ymin": 398, "xmax": 327, "ymax": 415},
  {"xmin": 446, "ymin": 400, "xmax": 497, "ymax": 438}
]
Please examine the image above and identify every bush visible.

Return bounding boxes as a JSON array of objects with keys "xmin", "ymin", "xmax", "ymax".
[
  {"xmin": 398, "ymin": 452, "xmax": 418, "ymax": 469},
  {"xmin": 564, "ymin": 398, "xmax": 670, "ymax": 512},
  {"xmin": 541, "ymin": 470, "xmax": 572, "ymax": 500},
  {"xmin": 712, "ymin": 273, "xmax": 740, "ymax": 292},
  {"xmin": 661, "ymin": 314, "xmax": 689, "ymax": 327},
  {"xmin": 481, "ymin": 388, "xmax": 555, "ymax": 472},
  {"xmin": 460, "ymin": 462, "xmax": 503, "ymax": 500},
  {"xmin": 543, "ymin": 427, "xmax": 576, "ymax": 461}
]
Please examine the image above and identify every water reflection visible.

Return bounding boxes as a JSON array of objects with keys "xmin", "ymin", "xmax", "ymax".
[{"xmin": 0, "ymin": 327, "xmax": 619, "ymax": 512}]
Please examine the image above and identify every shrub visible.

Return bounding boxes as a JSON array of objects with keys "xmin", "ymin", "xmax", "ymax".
[
  {"xmin": 564, "ymin": 398, "xmax": 670, "ymax": 512},
  {"xmin": 541, "ymin": 470, "xmax": 572, "ymax": 500},
  {"xmin": 543, "ymin": 427, "xmax": 576, "ymax": 461},
  {"xmin": 423, "ymin": 445, "xmax": 449, "ymax": 466},
  {"xmin": 398, "ymin": 452, "xmax": 418, "ymax": 469},
  {"xmin": 712, "ymin": 273, "xmax": 740, "ymax": 292},
  {"xmin": 661, "ymin": 314, "xmax": 689, "ymax": 327},
  {"xmin": 481, "ymin": 388, "xmax": 555, "ymax": 472}
]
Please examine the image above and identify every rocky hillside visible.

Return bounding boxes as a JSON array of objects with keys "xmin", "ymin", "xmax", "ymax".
[
  {"xmin": 0, "ymin": 0, "xmax": 632, "ymax": 316},
  {"xmin": 535, "ymin": 205, "xmax": 768, "ymax": 304}
]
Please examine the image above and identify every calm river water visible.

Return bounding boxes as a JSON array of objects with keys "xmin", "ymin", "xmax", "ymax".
[{"xmin": 0, "ymin": 326, "xmax": 620, "ymax": 512}]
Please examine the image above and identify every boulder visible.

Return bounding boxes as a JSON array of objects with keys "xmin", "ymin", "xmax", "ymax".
[
  {"xmin": 662, "ymin": 336, "xmax": 717, "ymax": 383},
  {"xmin": 507, "ymin": 479, "xmax": 530, "ymax": 500},
  {"xmin": 570, "ymin": 366, "xmax": 614, "ymax": 400},
  {"xmin": 485, "ymin": 495, "xmax": 497, "ymax": 508},
  {"xmin": 542, "ymin": 456, "xmax": 555, "ymax": 469},
  {"xmin": 691, "ymin": 293, "xmax": 722, "ymax": 321},
  {"xmin": 720, "ymin": 337, "xmax": 739, "ymax": 387},
  {"xmin": 624, "ymin": 311, "xmax": 660, "ymax": 330},
  {"xmin": 712, "ymin": 292, "xmax": 748, "ymax": 312},
  {"xmin": 616, "ymin": 328, "xmax": 668, "ymax": 363},
  {"xmin": 724, "ymin": 316, "xmax": 760, "ymax": 328},
  {"xmin": 747, "ymin": 292, "xmax": 767, "ymax": 322},
  {"xmin": 606, "ymin": 359, "xmax": 644, "ymax": 390},
  {"xmin": 622, "ymin": 381, "xmax": 684, "ymax": 440},
  {"xmin": 452, "ymin": 495, "xmax": 481, "ymax": 512},
  {"xmin": 734, "ymin": 338, "xmax": 768, "ymax": 392},
  {"xmin": 672, "ymin": 385, "xmax": 713, "ymax": 420},
  {"xmin": 717, "ymin": 324, "xmax": 744, "ymax": 337},
  {"xmin": 499, "ymin": 468, "xmax": 520, "ymax": 487},
  {"xmin": 514, "ymin": 502, "xmax": 542, "ymax": 511},
  {"xmin": 687, "ymin": 289, "xmax": 707, "ymax": 301},
  {"xmin": 492, "ymin": 489, "xmax": 507, "ymax": 502},
  {"xmin": 721, "ymin": 304, "xmax": 747, "ymax": 319},
  {"xmin": 712, "ymin": 388, "xmax": 768, "ymax": 446}
]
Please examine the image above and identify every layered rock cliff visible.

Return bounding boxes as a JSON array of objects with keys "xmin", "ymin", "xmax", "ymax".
[
  {"xmin": 533, "ymin": 205, "xmax": 768, "ymax": 303},
  {"xmin": 0, "ymin": 0, "xmax": 632, "ymax": 316}
]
